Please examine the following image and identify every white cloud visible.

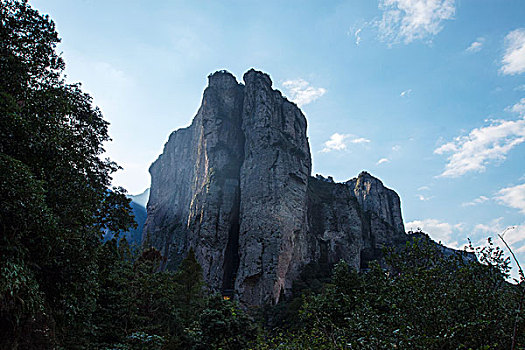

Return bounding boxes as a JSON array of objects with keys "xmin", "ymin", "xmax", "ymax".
[
  {"xmin": 515, "ymin": 84, "xmax": 525, "ymax": 92},
  {"xmin": 454, "ymin": 223, "xmax": 466, "ymax": 231},
  {"xmin": 473, "ymin": 217, "xmax": 505, "ymax": 237},
  {"xmin": 418, "ymin": 185, "xmax": 430, "ymax": 191},
  {"xmin": 466, "ymin": 37, "xmax": 484, "ymax": 53},
  {"xmin": 501, "ymin": 28, "xmax": 525, "ymax": 75},
  {"xmin": 377, "ymin": 0, "xmax": 456, "ymax": 44},
  {"xmin": 355, "ymin": 28, "xmax": 363, "ymax": 45},
  {"xmin": 503, "ymin": 225, "xmax": 525, "ymax": 249},
  {"xmin": 474, "ymin": 219, "xmax": 525, "ymax": 257},
  {"xmin": 495, "ymin": 183, "xmax": 525, "ymax": 214},
  {"xmin": 377, "ymin": 158, "xmax": 390, "ymax": 165},
  {"xmin": 322, "ymin": 133, "xmax": 348, "ymax": 152},
  {"xmin": 321, "ymin": 133, "xmax": 371, "ymax": 153},
  {"xmin": 400, "ymin": 89, "xmax": 412, "ymax": 97},
  {"xmin": 417, "ymin": 194, "xmax": 432, "ymax": 201},
  {"xmin": 406, "ymin": 218, "xmax": 525, "ymax": 280},
  {"xmin": 474, "ymin": 220, "xmax": 525, "ymax": 247},
  {"xmin": 351, "ymin": 137, "xmax": 371, "ymax": 144},
  {"xmin": 282, "ymin": 79, "xmax": 326, "ymax": 107},
  {"xmin": 462, "ymin": 195, "xmax": 489, "ymax": 207},
  {"xmin": 434, "ymin": 116, "xmax": 525, "ymax": 177},
  {"xmin": 506, "ymin": 98, "xmax": 525, "ymax": 115},
  {"xmin": 392, "ymin": 144, "xmax": 401, "ymax": 151},
  {"xmin": 405, "ymin": 218, "xmax": 461, "ymax": 248},
  {"xmin": 473, "ymin": 221, "xmax": 525, "ymax": 281}
]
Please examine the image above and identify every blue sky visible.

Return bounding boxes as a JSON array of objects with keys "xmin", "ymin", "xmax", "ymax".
[{"xmin": 32, "ymin": 0, "xmax": 525, "ymax": 278}]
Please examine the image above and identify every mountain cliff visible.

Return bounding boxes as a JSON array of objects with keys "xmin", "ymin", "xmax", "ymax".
[{"xmin": 143, "ymin": 69, "xmax": 408, "ymax": 306}]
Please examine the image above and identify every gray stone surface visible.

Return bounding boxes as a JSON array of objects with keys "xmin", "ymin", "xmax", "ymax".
[
  {"xmin": 235, "ymin": 69, "xmax": 311, "ymax": 305},
  {"xmin": 346, "ymin": 171, "xmax": 405, "ymax": 234},
  {"xmin": 143, "ymin": 69, "xmax": 408, "ymax": 306}
]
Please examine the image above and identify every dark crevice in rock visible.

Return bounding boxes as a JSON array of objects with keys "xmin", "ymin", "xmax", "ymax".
[
  {"xmin": 269, "ymin": 150, "xmax": 280, "ymax": 171},
  {"xmin": 222, "ymin": 183, "xmax": 241, "ymax": 293},
  {"xmin": 222, "ymin": 115, "xmax": 245, "ymax": 295},
  {"xmin": 289, "ymin": 172, "xmax": 306, "ymax": 185}
]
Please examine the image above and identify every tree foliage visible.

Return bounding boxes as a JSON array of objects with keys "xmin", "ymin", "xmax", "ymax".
[
  {"xmin": 259, "ymin": 239, "xmax": 524, "ymax": 349},
  {"xmin": 0, "ymin": 0, "xmax": 134, "ymax": 347}
]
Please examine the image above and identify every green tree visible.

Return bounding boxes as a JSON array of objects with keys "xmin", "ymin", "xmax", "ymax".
[
  {"xmin": 261, "ymin": 239, "xmax": 524, "ymax": 349},
  {"xmin": 175, "ymin": 248, "xmax": 204, "ymax": 317},
  {"xmin": 0, "ymin": 0, "xmax": 135, "ymax": 347},
  {"xmin": 93, "ymin": 238, "xmax": 136, "ymax": 347},
  {"xmin": 0, "ymin": 155, "xmax": 54, "ymax": 348},
  {"xmin": 196, "ymin": 296, "xmax": 257, "ymax": 350},
  {"xmin": 129, "ymin": 247, "xmax": 180, "ymax": 336}
]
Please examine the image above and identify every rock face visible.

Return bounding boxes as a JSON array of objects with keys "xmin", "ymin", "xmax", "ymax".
[
  {"xmin": 346, "ymin": 172, "xmax": 404, "ymax": 234},
  {"xmin": 143, "ymin": 69, "xmax": 407, "ymax": 306}
]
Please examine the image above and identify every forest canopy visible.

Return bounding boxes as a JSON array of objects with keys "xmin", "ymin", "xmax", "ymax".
[{"xmin": 0, "ymin": 0, "xmax": 135, "ymax": 347}]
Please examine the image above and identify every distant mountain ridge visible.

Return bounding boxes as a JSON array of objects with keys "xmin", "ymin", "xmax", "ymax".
[
  {"xmin": 129, "ymin": 188, "xmax": 150, "ymax": 208},
  {"xmin": 103, "ymin": 189, "xmax": 149, "ymax": 245}
]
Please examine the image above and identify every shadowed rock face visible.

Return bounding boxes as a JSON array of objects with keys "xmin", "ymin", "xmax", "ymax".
[
  {"xmin": 145, "ymin": 71, "xmax": 245, "ymax": 291},
  {"xmin": 143, "ymin": 69, "xmax": 406, "ymax": 306}
]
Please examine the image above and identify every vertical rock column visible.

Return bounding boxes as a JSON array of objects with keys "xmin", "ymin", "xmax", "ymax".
[
  {"xmin": 143, "ymin": 71, "xmax": 245, "ymax": 292},
  {"xmin": 236, "ymin": 70, "xmax": 312, "ymax": 305},
  {"xmin": 185, "ymin": 72, "xmax": 245, "ymax": 289}
]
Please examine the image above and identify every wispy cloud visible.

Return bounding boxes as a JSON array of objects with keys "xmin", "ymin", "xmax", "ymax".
[
  {"xmin": 377, "ymin": 0, "xmax": 456, "ymax": 45},
  {"xmin": 418, "ymin": 185, "xmax": 430, "ymax": 191},
  {"xmin": 377, "ymin": 158, "xmax": 390, "ymax": 165},
  {"xmin": 466, "ymin": 37, "xmax": 484, "ymax": 53},
  {"xmin": 455, "ymin": 219, "xmax": 525, "ymax": 282},
  {"xmin": 352, "ymin": 137, "xmax": 371, "ymax": 144},
  {"xmin": 417, "ymin": 194, "xmax": 433, "ymax": 201},
  {"xmin": 495, "ymin": 183, "xmax": 525, "ymax": 214},
  {"xmin": 462, "ymin": 195, "xmax": 489, "ymax": 207},
  {"xmin": 406, "ymin": 218, "xmax": 462, "ymax": 248},
  {"xmin": 282, "ymin": 79, "xmax": 326, "ymax": 107},
  {"xmin": 392, "ymin": 144, "xmax": 401, "ymax": 151},
  {"xmin": 400, "ymin": 88, "xmax": 412, "ymax": 97},
  {"xmin": 473, "ymin": 217, "xmax": 504, "ymax": 235},
  {"xmin": 321, "ymin": 133, "xmax": 370, "ymax": 153},
  {"xmin": 355, "ymin": 28, "xmax": 363, "ymax": 45},
  {"xmin": 501, "ymin": 28, "xmax": 525, "ymax": 75},
  {"xmin": 474, "ymin": 219, "xmax": 525, "ymax": 263},
  {"xmin": 499, "ymin": 226, "xmax": 525, "ymax": 263},
  {"xmin": 506, "ymin": 98, "xmax": 525, "ymax": 115},
  {"xmin": 434, "ymin": 113, "xmax": 525, "ymax": 177}
]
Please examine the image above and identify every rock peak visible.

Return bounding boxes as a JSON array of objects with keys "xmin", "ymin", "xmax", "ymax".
[
  {"xmin": 243, "ymin": 68, "xmax": 272, "ymax": 87},
  {"xmin": 207, "ymin": 69, "xmax": 239, "ymax": 88},
  {"xmin": 346, "ymin": 172, "xmax": 404, "ymax": 233},
  {"xmin": 143, "ymin": 69, "xmax": 407, "ymax": 307}
]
